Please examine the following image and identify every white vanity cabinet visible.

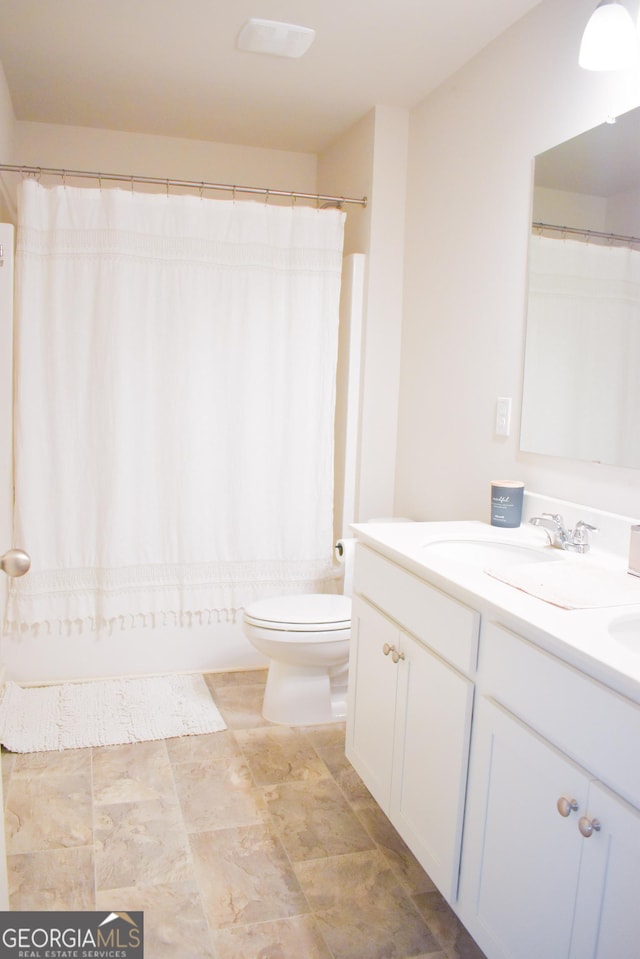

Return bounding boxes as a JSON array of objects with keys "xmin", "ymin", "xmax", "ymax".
[
  {"xmin": 348, "ymin": 522, "xmax": 640, "ymax": 959},
  {"xmin": 346, "ymin": 544, "xmax": 478, "ymax": 901},
  {"xmin": 458, "ymin": 622, "xmax": 640, "ymax": 959}
]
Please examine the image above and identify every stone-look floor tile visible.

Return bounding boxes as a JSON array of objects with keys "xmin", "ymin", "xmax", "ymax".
[
  {"xmin": 1, "ymin": 669, "xmax": 476, "ymax": 959},
  {"xmin": 353, "ymin": 796, "xmax": 437, "ymax": 896},
  {"xmin": 92, "ymin": 740, "xmax": 176, "ymax": 805},
  {"xmin": 413, "ymin": 892, "xmax": 488, "ymax": 959},
  {"xmin": 295, "ymin": 849, "xmax": 440, "ymax": 959},
  {"xmin": 96, "ymin": 879, "xmax": 215, "ymax": 959},
  {"xmin": 189, "ymin": 823, "xmax": 309, "ymax": 929},
  {"xmin": 208, "ymin": 684, "xmax": 271, "ymax": 730},
  {"xmin": 165, "ymin": 728, "xmax": 243, "ymax": 765},
  {"xmin": 235, "ymin": 726, "xmax": 329, "ymax": 786},
  {"xmin": 299, "ymin": 723, "xmax": 346, "ymax": 750},
  {"xmin": 173, "ymin": 755, "xmax": 268, "ymax": 832},
  {"xmin": 311, "ymin": 741, "xmax": 372, "ymax": 802},
  {"xmin": 205, "ymin": 669, "xmax": 268, "ymax": 689},
  {"xmin": 264, "ymin": 777, "xmax": 374, "ymax": 861},
  {"xmin": 1, "ymin": 749, "xmax": 16, "ymax": 803},
  {"xmin": 214, "ymin": 914, "xmax": 333, "ymax": 959},
  {"xmin": 11, "ymin": 746, "xmax": 92, "ymax": 779},
  {"xmin": 94, "ymin": 797, "xmax": 192, "ymax": 891},
  {"xmin": 8, "ymin": 846, "xmax": 95, "ymax": 910},
  {"xmin": 5, "ymin": 772, "xmax": 93, "ymax": 854}
]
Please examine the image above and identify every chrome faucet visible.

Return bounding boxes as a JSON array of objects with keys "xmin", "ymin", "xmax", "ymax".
[{"xmin": 529, "ymin": 513, "xmax": 598, "ymax": 554}]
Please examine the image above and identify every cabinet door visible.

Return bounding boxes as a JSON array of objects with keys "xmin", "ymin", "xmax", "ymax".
[
  {"xmin": 459, "ymin": 697, "xmax": 588, "ymax": 959},
  {"xmin": 570, "ymin": 779, "xmax": 640, "ymax": 959},
  {"xmin": 391, "ymin": 631, "xmax": 474, "ymax": 902},
  {"xmin": 346, "ymin": 596, "xmax": 399, "ymax": 811}
]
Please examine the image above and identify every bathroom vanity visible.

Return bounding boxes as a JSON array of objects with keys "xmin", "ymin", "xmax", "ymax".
[{"xmin": 346, "ymin": 511, "xmax": 640, "ymax": 959}]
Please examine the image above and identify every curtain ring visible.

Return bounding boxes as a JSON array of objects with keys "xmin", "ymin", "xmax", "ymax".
[
  {"xmin": 62, "ymin": 170, "xmax": 67, "ymax": 189},
  {"xmin": 166, "ymin": 179, "xmax": 170, "ymax": 199},
  {"xmin": 98, "ymin": 173, "xmax": 102, "ymax": 192},
  {"xmin": 232, "ymin": 185, "xmax": 236, "ymax": 202},
  {"xmin": 131, "ymin": 175, "xmax": 134, "ymax": 195},
  {"xmin": 265, "ymin": 189, "xmax": 269, "ymax": 205},
  {"xmin": 199, "ymin": 182, "xmax": 204, "ymax": 200}
]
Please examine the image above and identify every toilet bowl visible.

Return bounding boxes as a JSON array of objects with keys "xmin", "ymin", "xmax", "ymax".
[{"xmin": 242, "ymin": 593, "xmax": 351, "ymax": 725}]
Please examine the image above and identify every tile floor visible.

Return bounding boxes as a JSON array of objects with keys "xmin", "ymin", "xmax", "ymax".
[{"xmin": 2, "ymin": 668, "xmax": 486, "ymax": 959}]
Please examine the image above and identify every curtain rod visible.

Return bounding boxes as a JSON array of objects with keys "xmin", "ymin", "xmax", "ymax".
[
  {"xmin": 533, "ymin": 220, "xmax": 640, "ymax": 247},
  {"xmin": 0, "ymin": 163, "xmax": 368, "ymax": 208}
]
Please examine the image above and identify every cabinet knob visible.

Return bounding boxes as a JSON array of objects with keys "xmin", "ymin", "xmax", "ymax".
[
  {"xmin": 556, "ymin": 796, "xmax": 579, "ymax": 818},
  {"xmin": 391, "ymin": 648, "xmax": 405, "ymax": 664},
  {"xmin": 0, "ymin": 548, "xmax": 31, "ymax": 578},
  {"xmin": 578, "ymin": 816, "xmax": 601, "ymax": 838},
  {"xmin": 382, "ymin": 643, "xmax": 393, "ymax": 656}
]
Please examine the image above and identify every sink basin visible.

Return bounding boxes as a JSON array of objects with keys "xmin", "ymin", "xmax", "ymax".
[
  {"xmin": 422, "ymin": 539, "xmax": 563, "ymax": 567},
  {"xmin": 608, "ymin": 615, "xmax": 640, "ymax": 653}
]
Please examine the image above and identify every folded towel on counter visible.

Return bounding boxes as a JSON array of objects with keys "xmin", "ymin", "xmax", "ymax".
[{"xmin": 486, "ymin": 562, "xmax": 640, "ymax": 610}]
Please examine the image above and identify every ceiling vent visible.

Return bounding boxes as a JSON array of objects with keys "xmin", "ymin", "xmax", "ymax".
[{"xmin": 237, "ymin": 19, "xmax": 316, "ymax": 59}]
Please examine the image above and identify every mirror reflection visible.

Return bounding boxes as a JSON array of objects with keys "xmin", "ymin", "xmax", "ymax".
[{"xmin": 520, "ymin": 105, "xmax": 640, "ymax": 469}]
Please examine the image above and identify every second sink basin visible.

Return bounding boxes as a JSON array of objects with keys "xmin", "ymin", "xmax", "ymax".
[
  {"xmin": 422, "ymin": 539, "xmax": 564, "ymax": 568},
  {"xmin": 608, "ymin": 614, "xmax": 640, "ymax": 654}
]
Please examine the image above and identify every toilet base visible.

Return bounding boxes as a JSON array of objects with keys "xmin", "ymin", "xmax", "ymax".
[{"xmin": 262, "ymin": 660, "xmax": 347, "ymax": 725}]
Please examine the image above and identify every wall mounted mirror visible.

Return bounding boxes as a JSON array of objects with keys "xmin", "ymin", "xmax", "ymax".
[{"xmin": 520, "ymin": 105, "xmax": 640, "ymax": 469}]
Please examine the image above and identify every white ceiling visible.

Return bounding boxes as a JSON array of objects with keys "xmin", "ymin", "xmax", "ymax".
[{"xmin": 0, "ymin": 0, "xmax": 542, "ymax": 154}]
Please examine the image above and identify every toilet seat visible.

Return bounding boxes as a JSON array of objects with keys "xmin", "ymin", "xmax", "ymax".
[{"xmin": 244, "ymin": 593, "xmax": 351, "ymax": 633}]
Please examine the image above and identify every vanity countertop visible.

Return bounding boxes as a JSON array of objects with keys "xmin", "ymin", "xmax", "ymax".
[{"xmin": 351, "ymin": 520, "xmax": 640, "ymax": 706}]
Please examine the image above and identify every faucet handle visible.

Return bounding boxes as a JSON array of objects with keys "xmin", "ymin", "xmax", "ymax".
[
  {"xmin": 574, "ymin": 520, "xmax": 597, "ymax": 535},
  {"xmin": 543, "ymin": 512, "xmax": 565, "ymax": 527},
  {"xmin": 571, "ymin": 520, "xmax": 598, "ymax": 550}
]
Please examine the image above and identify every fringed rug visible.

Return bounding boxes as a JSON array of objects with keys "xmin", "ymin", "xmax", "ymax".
[{"xmin": 0, "ymin": 673, "xmax": 227, "ymax": 753}]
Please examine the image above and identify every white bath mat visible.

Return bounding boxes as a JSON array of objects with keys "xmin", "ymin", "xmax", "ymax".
[{"xmin": 0, "ymin": 673, "xmax": 227, "ymax": 753}]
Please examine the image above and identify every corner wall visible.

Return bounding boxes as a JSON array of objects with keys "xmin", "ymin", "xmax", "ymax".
[
  {"xmin": 396, "ymin": 0, "xmax": 640, "ymax": 522},
  {"xmin": 320, "ymin": 106, "xmax": 409, "ymax": 524}
]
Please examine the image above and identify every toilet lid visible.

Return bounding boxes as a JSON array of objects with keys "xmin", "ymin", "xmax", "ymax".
[{"xmin": 243, "ymin": 593, "xmax": 351, "ymax": 632}]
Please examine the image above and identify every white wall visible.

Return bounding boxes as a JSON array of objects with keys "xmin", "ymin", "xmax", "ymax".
[
  {"xmin": 534, "ymin": 183, "xmax": 640, "ymax": 237},
  {"xmin": 533, "ymin": 186, "xmax": 607, "ymax": 231},
  {"xmin": 11, "ymin": 120, "xmax": 317, "ymax": 207},
  {"xmin": 605, "ymin": 185, "xmax": 640, "ymax": 236},
  {"xmin": 319, "ymin": 106, "xmax": 408, "ymax": 523},
  {"xmin": 396, "ymin": 0, "xmax": 640, "ymax": 523},
  {"xmin": 0, "ymin": 61, "xmax": 15, "ymax": 221}
]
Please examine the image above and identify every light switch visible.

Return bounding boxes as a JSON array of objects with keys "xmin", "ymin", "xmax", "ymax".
[{"xmin": 495, "ymin": 397, "xmax": 511, "ymax": 436}]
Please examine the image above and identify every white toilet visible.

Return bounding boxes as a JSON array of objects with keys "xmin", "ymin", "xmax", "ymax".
[{"xmin": 242, "ymin": 592, "xmax": 352, "ymax": 725}]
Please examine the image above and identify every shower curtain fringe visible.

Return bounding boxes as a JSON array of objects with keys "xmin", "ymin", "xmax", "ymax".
[{"xmin": 5, "ymin": 607, "xmax": 242, "ymax": 636}]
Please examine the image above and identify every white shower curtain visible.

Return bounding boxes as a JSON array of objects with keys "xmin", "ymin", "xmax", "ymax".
[{"xmin": 7, "ymin": 178, "xmax": 345, "ymax": 633}]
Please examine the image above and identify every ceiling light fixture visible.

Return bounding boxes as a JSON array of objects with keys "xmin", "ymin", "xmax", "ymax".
[
  {"xmin": 237, "ymin": 19, "xmax": 316, "ymax": 59},
  {"xmin": 579, "ymin": 0, "xmax": 638, "ymax": 71}
]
